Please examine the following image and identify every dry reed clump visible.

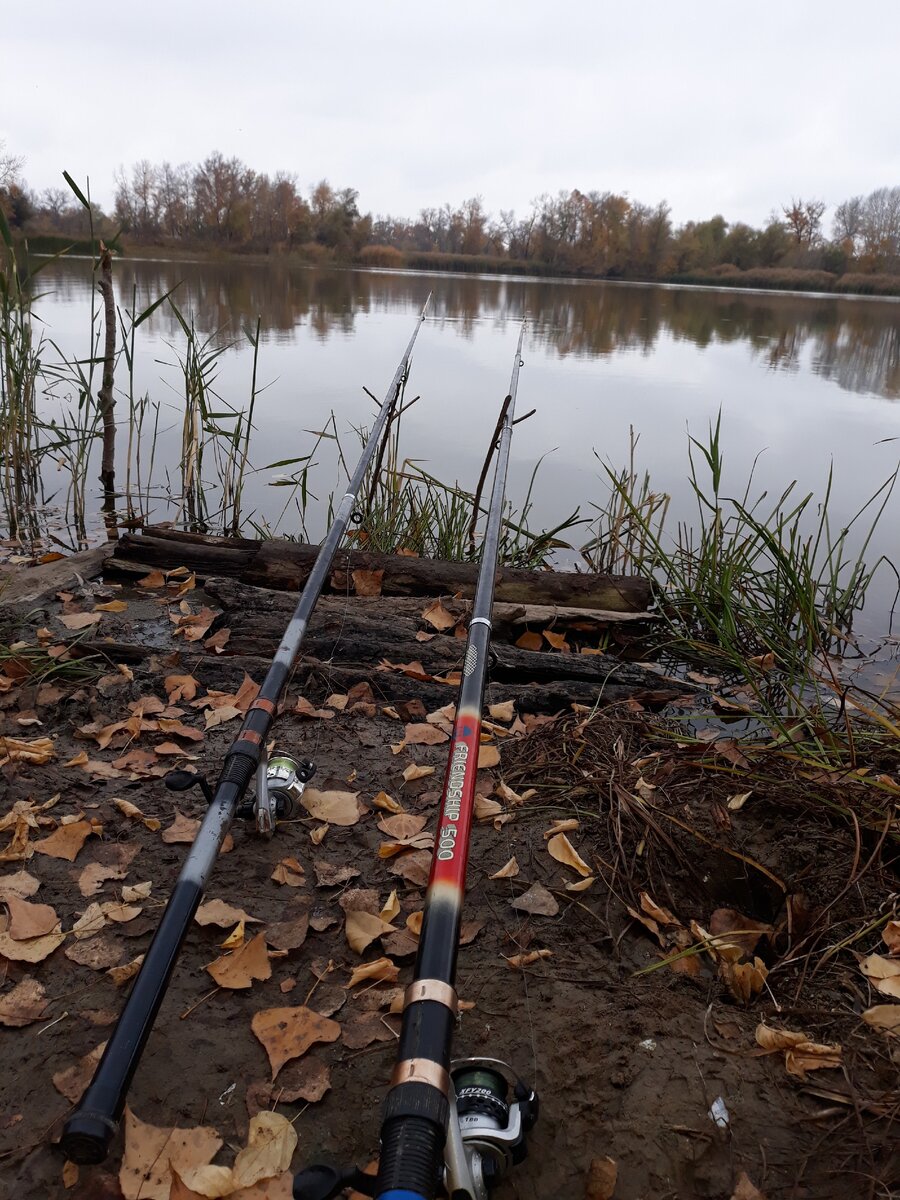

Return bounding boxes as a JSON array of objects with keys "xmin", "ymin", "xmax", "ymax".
[{"xmin": 835, "ymin": 272, "xmax": 900, "ymax": 296}]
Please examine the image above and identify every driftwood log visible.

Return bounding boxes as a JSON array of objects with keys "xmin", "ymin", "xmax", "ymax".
[
  {"xmin": 202, "ymin": 578, "xmax": 686, "ymax": 713},
  {"xmin": 107, "ymin": 527, "xmax": 652, "ymax": 613}
]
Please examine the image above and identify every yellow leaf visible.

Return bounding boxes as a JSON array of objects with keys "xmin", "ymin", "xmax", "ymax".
[
  {"xmin": 859, "ymin": 953, "xmax": 900, "ymax": 999},
  {"xmin": 220, "ymin": 921, "xmax": 246, "ymax": 950},
  {"xmin": 119, "ymin": 1107, "xmax": 222, "ymax": 1200},
  {"xmin": 490, "ymin": 856, "xmax": 519, "ymax": 879},
  {"xmin": 94, "ymin": 599, "xmax": 128, "ymax": 613},
  {"xmin": 345, "ymin": 910, "xmax": 397, "ymax": 954},
  {"xmin": 547, "ymin": 833, "xmax": 591, "ymax": 877},
  {"xmin": 402, "ymin": 764, "xmax": 435, "ymax": 783},
  {"xmin": 372, "ymin": 791, "xmax": 404, "ymax": 814},
  {"xmin": 380, "ymin": 890, "xmax": 400, "ymax": 922},
  {"xmin": 347, "ymin": 957, "xmax": 400, "ymax": 988},
  {"xmin": 231, "ymin": 1111, "xmax": 298, "ymax": 1189},
  {"xmin": 251, "ymin": 1005, "xmax": 341, "ymax": 1079},
  {"xmin": 301, "ymin": 788, "xmax": 360, "ymax": 826},
  {"xmin": 477, "ymin": 744, "xmax": 500, "ymax": 769},
  {"xmin": 420, "ymin": 599, "xmax": 457, "ymax": 631},
  {"xmin": 205, "ymin": 932, "xmax": 271, "ymax": 989}
]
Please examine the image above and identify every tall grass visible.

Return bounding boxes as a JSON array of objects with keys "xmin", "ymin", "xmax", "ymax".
[
  {"xmin": 588, "ymin": 413, "xmax": 899, "ymax": 760},
  {"xmin": 0, "ymin": 213, "xmax": 45, "ymax": 542}
]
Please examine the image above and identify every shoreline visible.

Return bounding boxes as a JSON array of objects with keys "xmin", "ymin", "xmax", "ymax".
[{"xmin": 22, "ymin": 236, "xmax": 900, "ymax": 302}]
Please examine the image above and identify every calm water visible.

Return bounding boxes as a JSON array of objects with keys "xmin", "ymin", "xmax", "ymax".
[{"xmin": 25, "ymin": 258, "xmax": 900, "ymax": 650}]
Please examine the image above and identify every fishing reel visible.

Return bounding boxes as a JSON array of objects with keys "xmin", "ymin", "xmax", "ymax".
[
  {"xmin": 292, "ymin": 1057, "xmax": 537, "ymax": 1200},
  {"xmin": 248, "ymin": 750, "xmax": 315, "ymax": 835},
  {"xmin": 444, "ymin": 1058, "xmax": 538, "ymax": 1200},
  {"xmin": 164, "ymin": 751, "xmax": 315, "ymax": 836}
]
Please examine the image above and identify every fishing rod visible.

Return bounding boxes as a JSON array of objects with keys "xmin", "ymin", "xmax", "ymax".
[
  {"xmin": 60, "ymin": 296, "xmax": 432, "ymax": 1167},
  {"xmin": 294, "ymin": 322, "xmax": 538, "ymax": 1200}
]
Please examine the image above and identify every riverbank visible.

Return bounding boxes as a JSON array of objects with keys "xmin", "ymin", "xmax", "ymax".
[
  {"xmin": 0, "ymin": 554, "xmax": 898, "ymax": 1198},
  {"xmin": 20, "ymin": 233, "xmax": 900, "ymax": 298}
]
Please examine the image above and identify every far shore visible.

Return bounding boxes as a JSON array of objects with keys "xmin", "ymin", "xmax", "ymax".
[{"xmin": 25, "ymin": 235, "xmax": 900, "ymax": 302}]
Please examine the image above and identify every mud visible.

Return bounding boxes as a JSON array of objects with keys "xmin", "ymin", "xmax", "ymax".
[{"xmin": 0, "ymin": 575, "xmax": 897, "ymax": 1200}]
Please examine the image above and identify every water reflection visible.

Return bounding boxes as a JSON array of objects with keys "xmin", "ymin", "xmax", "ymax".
[{"xmin": 39, "ymin": 259, "xmax": 900, "ymax": 399}]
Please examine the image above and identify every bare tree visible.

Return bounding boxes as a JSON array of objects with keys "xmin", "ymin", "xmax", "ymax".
[
  {"xmin": 0, "ymin": 140, "xmax": 23, "ymax": 189},
  {"xmin": 832, "ymin": 195, "xmax": 864, "ymax": 249}
]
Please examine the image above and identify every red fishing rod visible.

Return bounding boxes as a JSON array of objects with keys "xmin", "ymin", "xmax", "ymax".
[
  {"xmin": 294, "ymin": 322, "xmax": 538, "ymax": 1200},
  {"xmin": 60, "ymin": 297, "xmax": 432, "ymax": 1166}
]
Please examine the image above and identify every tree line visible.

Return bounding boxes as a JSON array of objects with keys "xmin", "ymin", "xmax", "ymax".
[{"xmin": 2, "ymin": 145, "xmax": 898, "ymax": 283}]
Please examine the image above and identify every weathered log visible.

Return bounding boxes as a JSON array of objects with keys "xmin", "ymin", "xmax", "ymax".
[
  {"xmin": 108, "ymin": 527, "xmax": 651, "ymax": 613},
  {"xmin": 202, "ymin": 577, "xmax": 679, "ymax": 703}
]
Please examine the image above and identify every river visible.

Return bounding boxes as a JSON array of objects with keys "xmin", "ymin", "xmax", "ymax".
[{"xmin": 21, "ymin": 258, "xmax": 900, "ymax": 659}]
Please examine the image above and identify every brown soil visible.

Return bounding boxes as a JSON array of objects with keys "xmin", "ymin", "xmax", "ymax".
[{"xmin": 1, "ymin": 574, "xmax": 898, "ymax": 1200}]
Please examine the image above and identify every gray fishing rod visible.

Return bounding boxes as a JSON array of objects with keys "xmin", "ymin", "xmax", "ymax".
[{"xmin": 60, "ymin": 296, "xmax": 432, "ymax": 1166}]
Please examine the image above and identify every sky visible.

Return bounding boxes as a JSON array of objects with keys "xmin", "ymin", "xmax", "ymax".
[{"xmin": 3, "ymin": 0, "xmax": 899, "ymax": 229}]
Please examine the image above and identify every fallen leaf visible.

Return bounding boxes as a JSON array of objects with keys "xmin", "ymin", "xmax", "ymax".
[
  {"xmin": 325, "ymin": 693, "xmax": 348, "ymax": 711},
  {"xmin": 309, "ymin": 824, "xmax": 328, "ymax": 846},
  {"xmin": 488, "ymin": 700, "xmax": 515, "ymax": 722},
  {"xmin": 755, "ymin": 1023, "xmax": 841, "ymax": 1078},
  {"xmin": 78, "ymin": 846, "xmax": 139, "ymax": 896},
  {"xmin": 206, "ymin": 932, "xmax": 271, "ymax": 989},
  {"xmin": 103, "ymin": 901, "xmax": 143, "ymax": 924},
  {"xmin": 94, "ymin": 599, "xmax": 129, "ymax": 613},
  {"xmin": 136, "ymin": 569, "xmax": 167, "ymax": 589},
  {"xmin": 0, "ymin": 870, "xmax": 40, "ymax": 901},
  {"xmin": 543, "ymin": 819, "xmax": 579, "ymax": 838},
  {"xmin": 566, "ymin": 876, "xmax": 595, "ymax": 892},
  {"xmin": 378, "ymin": 814, "xmax": 427, "ymax": 839},
  {"xmin": 165, "ymin": 674, "xmax": 200, "ymax": 703},
  {"xmin": 585, "ymin": 1156, "xmax": 618, "ymax": 1200},
  {"xmin": 511, "ymin": 883, "xmax": 559, "ymax": 917},
  {"xmin": 0, "ymin": 976, "xmax": 49, "ymax": 1026},
  {"xmin": 720, "ymin": 957, "xmax": 768, "ymax": 1004},
  {"xmin": 53, "ymin": 1041, "xmax": 107, "ymax": 1104},
  {"xmin": 60, "ymin": 611, "xmax": 102, "ymax": 630},
  {"xmin": 515, "ymin": 631, "xmax": 543, "ymax": 652},
  {"xmin": 62, "ymin": 1160, "xmax": 78, "ymax": 1189},
  {"xmin": 547, "ymin": 833, "xmax": 591, "ymax": 877},
  {"xmin": 380, "ymin": 891, "xmax": 401, "ymax": 923},
  {"xmin": 162, "ymin": 812, "xmax": 200, "ymax": 844},
  {"xmin": 372, "ymin": 791, "xmax": 404, "ymax": 814},
  {"xmin": 204, "ymin": 628, "xmax": 231, "ymax": 653},
  {"xmin": 882, "ymin": 920, "xmax": 900, "ymax": 956},
  {"xmin": 195, "ymin": 899, "xmax": 261, "ymax": 928},
  {"xmin": 5, "ymin": 895, "xmax": 59, "ymax": 940},
  {"xmin": 352, "ymin": 569, "xmax": 384, "ymax": 597},
  {"xmin": 640, "ymin": 892, "xmax": 680, "ymax": 927},
  {"xmin": 859, "ymin": 953, "xmax": 900, "ymax": 999},
  {"xmin": 301, "ymin": 789, "xmax": 360, "ymax": 826},
  {"xmin": 403, "ymin": 722, "xmax": 449, "ymax": 746},
  {"xmin": 542, "ymin": 629, "xmax": 569, "ymax": 652},
  {"xmin": 347, "ymin": 958, "xmax": 400, "ymax": 988},
  {"xmin": 246, "ymin": 1058, "xmax": 331, "ymax": 1114},
  {"xmin": 0, "ymin": 925, "xmax": 64, "ymax": 962},
  {"xmin": 861, "ymin": 1005, "xmax": 900, "ymax": 1034},
  {"xmin": 108, "ymin": 954, "xmax": 144, "ymax": 985},
  {"xmin": 32, "ymin": 819, "xmax": 98, "ymax": 862},
  {"xmin": 420, "ymin": 600, "xmax": 457, "ymax": 631},
  {"xmin": 122, "ymin": 881, "xmax": 153, "ymax": 902},
  {"xmin": 727, "ymin": 791, "xmax": 753, "ymax": 812},
  {"xmin": 473, "ymin": 795, "xmax": 502, "ymax": 820},
  {"xmin": 477, "ymin": 744, "xmax": 500, "ymax": 770},
  {"xmin": 506, "ymin": 949, "xmax": 552, "ymax": 968},
  {"xmin": 119, "ymin": 1107, "xmax": 222, "ymax": 1200},
  {"xmin": 266, "ymin": 913, "xmax": 309, "ymax": 952},
  {"xmin": 73, "ymin": 902, "xmax": 109, "ymax": 939},
  {"xmin": 251, "ymin": 1005, "xmax": 341, "ymax": 1079},
  {"xmin": 114, "ymin": 797, "xmax": 162, "ymax": 831},
  {"xmin": 731, "ymin": 1172, "xmax": 767, "ymax": 1200},
  {"xmin": 388, "ymin": 850, "xmax": 432, "ymax": 888},
  {"xmin": 490, "ymin": 856, "xmax": 519, "ymax": 879},
  {"xmin": 231, "ymin": 1111, "xmax": 298, "ymax": 1189},
  {"xmin": 345, "ymin": 910, "xmax": 397, "ymax": 954},
  {"xmin": 406, "ymin": 911, "xmax": 423, "ymax": 937},
  {"xmin": 66, "ymin": 935, "xmax": 127, "ymax": 970},
  {"xmin": 271, "ymin": 857, "xmax": 305, "ymax": 887},
  {"xmin": 293, "ymin": 697, "xmax": 334, "ymax": 720},
  {"xmin": 402, "ymin": 764, "xmax": 435, "ymax": 783}
]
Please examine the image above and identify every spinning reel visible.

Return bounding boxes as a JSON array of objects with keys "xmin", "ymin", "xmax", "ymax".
[
  {"xmin": 292, "ymin": 1057, "xmax": 538, "ymax": 1200},
  {"xmin": 165, "ymin": 750, "xmax": 315, "ymax": 836}
]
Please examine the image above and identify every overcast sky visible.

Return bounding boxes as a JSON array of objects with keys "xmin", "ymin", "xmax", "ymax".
[{"xmin": 4, "ymin": 0, "xmax": 898, "ymax": 228}]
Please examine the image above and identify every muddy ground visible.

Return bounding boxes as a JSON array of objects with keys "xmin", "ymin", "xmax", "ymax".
[{"xmin": 0, "ymin": 565, "xmax": 898, "ymax": 1200}]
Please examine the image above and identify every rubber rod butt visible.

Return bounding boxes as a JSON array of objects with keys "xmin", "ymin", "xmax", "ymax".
[{"xmin": 59, "ymin": 1111, "xmax": 117, "ymax": 1165}]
